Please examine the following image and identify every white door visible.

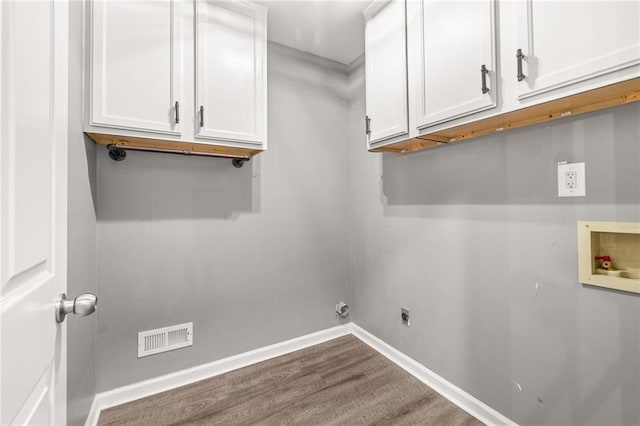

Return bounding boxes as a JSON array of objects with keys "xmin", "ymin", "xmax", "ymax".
[
  {"xmin": 195, "ymin": 0, "xmax": 267, "ymax": 146},
  {"xmin": 415, "ymin": 0, "xmax": 497, "ymax": 129},
  {"xmin": 516, "ymin": 0, "xmax": 640, "ymax": 100},
  {"xmin": 89, "ymin": 0, "xmax": 183, "ymax": 135},
  {"xmin": 1, "ymin": 0, "xmax": 68, "ymax": 425},
  {"xmin": 364, "ymin": 0, "xmax": 409, "ymax": 145}
]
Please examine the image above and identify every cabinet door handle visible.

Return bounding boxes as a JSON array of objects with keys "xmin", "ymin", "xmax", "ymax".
[
  {"xmin": 516, "ymin": 48, "xmax": 526, "ymax": 82},
  {"xmin": 365, "ymin": 115, "xmax": 371, "ymax": 136},
  {"xmin": 199, "ymin": 105, "xmax": 205, "ymax": 127},
  {"xmin": 175, "ymin": 101, "xmax": 180, "ymax": 124},
  {"xmin": 480, "ymin": 65, "xmax": 489, "ymax": 94}
]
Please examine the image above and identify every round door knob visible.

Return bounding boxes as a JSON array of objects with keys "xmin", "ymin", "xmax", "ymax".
[
  {"xmin": 74, "ymin": 293, "xmax": 97, "ymax": 316},
  {"xmin": 56, "ymin": 293, "xmax": 98, "ymax": 323}
]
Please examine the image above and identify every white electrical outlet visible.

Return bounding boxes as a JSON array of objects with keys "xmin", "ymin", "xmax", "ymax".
[
  {"xmin": 557, "ymin": 162, "xmax": 586, "ymax": 197},
  {"xmin": 565, "ymin": 170, "xmax": 577, "ymax": 189}
]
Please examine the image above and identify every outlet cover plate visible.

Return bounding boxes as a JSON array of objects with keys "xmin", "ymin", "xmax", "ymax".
[{"xmin": 558, "ymin": 162, "xmax": 586, "ymax": 197}]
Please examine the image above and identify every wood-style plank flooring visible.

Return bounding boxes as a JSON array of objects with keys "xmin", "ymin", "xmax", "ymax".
[{"xmin": 98, "ymin": 335, "xmax": 483, "ymax": 425}]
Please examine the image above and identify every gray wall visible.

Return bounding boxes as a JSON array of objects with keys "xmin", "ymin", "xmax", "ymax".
[
  {"xmin": 95, "ymin": 43, "xmax": 351, "ymax": 391},
  {"xmin": 80, "ymin": 30, "xmax": 639, "ymax": 425},
  {"xmin": 67, "ymin": 1, "xmax": 98, "ymax": 424},
  {"xmin": 348, "ymin": 58, "xmax": 640, "ymax": 426}
]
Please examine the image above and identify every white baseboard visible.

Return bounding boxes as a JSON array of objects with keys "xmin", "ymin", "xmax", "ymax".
[
  {"xmin": 86, "ymin": 322, "xmax": 515, "ymax": 426},
  {"xmin": 85, "ymin": 324, "xmax": 352, "ymax": 426},
  {"xmin": 85, "ymin": 395, "xmax": 101, "ymax": 426},
  {"xmin": 350, "ymin": 324, "xmax": 516, "ymax": 426}
]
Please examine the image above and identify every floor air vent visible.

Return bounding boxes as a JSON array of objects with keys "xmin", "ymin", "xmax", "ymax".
[{"xmin": 138, "ymin": 322, "xmax": 193, "ymax": 358}]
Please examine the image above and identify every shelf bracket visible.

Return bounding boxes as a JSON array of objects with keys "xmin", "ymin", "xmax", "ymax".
[
  {"xmin": 108, "ymin": 146, "xmax": 127, "ymax": 161},
  {"xmin": 232, "ymin": 158, "xmax": 249, "ymax": 168}
]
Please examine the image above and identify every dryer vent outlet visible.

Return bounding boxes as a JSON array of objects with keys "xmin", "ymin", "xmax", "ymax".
[{"xmin": 335, "ymin": 301, "xmax": 350, "ymax": 319}]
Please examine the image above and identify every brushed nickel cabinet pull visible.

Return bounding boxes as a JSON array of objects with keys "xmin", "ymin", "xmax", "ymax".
[
  {"xmin": 481, "ymin": 65, "xmax": 489, "ymax": 94},
  {"xmin": 199, "ymin": 105, "xmax": 205, "ymax": 127},
  {"xmin": 517, "ymin": 48, "xmax": 526, "ymax": 82},
  {"xmin": 175, "ymin": 101, "xmax": 180, "ymax": 124}
]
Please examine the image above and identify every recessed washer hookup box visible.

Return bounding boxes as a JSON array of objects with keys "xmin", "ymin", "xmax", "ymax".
[{"xmin": 578, "ymin": 221, "xmax": 640, "ymax": 294}]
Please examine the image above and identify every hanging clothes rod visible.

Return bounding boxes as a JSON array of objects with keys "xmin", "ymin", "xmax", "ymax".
[{"xmin": 107, "ymin": 144, "xmax": 250, "ymax": 168}]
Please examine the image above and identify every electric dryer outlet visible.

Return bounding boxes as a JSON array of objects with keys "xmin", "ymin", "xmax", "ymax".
[{"xmin": 401, "ymin": 308, "xmax": 410, "ymax": 326}]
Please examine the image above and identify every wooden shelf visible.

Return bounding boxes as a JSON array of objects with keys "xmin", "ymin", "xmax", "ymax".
[
  {"xmin": 372, "ymin": 77, "xmax": 640, "ymax": 154},
  {"xmin": 369, "ymin": 137, "xmax": 444, "ymax": 152},
  {"xmin": 86, "ymin": 132, "xmax": 264, "ymax": 159}
]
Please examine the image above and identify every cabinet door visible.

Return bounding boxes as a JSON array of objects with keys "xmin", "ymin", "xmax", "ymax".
[
  {"xmin": 90, "ymin": 0, "xmax": 182, "ymax": 135},
  {"xmin": 415, "ymin": 0, "xmax": 497, "ymax": 129},
  {"xmin": 195, "ymin": 0, "xmax": 267, "ymax": 145},
  {"xmin": 365, "ymin": 0, "xmax": 409, "ymax": 145},
  {"xmin": 516, "ymin": 0, "xmax": 640, "ymax": 100}
]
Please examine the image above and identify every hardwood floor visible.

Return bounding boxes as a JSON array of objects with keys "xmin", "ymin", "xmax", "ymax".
[{"xmin": 97, "ymin": 335, "xmax": 483, "ymax": 425}]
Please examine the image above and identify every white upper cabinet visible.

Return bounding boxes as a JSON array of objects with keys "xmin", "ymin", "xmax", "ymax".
[
  {"xmin": 195, "ymin": 0, "xmax": 267, "ymax": 145},
  {"xmin": 414, "ymin": 0, "xmax": 497, "ymax": 129},
  {"xmin": 86, "ymin": 0, "xmax": 268, "ymax": 153},
  {"xmin": 516, "ymin": 0, "xmax": 640, "ymax": 100},
  {"xmin": 364, "ymin": 0, "xmax": 409, "ymax": 146},
  {"xmin": 89, "ymin": 0, "xmax": 182, "ymax": 135}
]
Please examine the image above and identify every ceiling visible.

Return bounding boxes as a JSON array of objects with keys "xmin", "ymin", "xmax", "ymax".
[{"xmin": 257, "ymin": 1, "xmax": 367, "ymax": 65}]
